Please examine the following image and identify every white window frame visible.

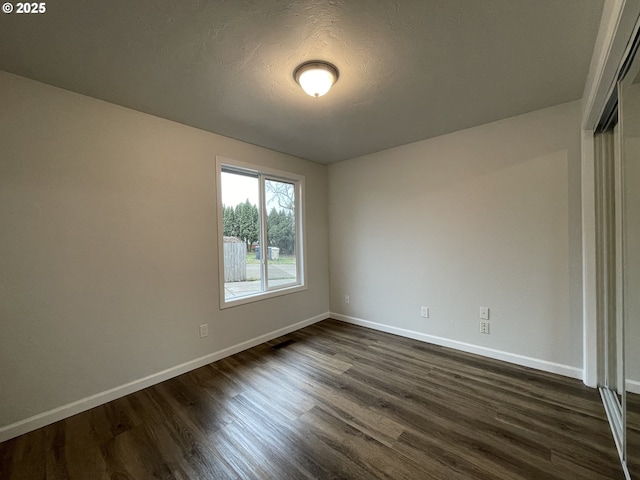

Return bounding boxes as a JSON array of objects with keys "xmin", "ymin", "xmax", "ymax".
[{"xmin": 216, "ymin": 156, "xmax": 306, "ymax": 309}]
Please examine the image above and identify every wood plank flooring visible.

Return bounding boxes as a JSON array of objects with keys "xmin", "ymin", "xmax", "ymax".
[{"xmin": 0, "ymin": 319, "xmax": 625, "ymax": 479}]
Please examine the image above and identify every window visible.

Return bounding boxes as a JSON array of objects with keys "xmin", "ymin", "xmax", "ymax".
[{"xmin": 216, "ymin": 157, "xmax": 305, "ymax": 307}]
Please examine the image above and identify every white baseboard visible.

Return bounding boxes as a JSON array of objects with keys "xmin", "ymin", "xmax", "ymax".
[
  {"xmin": 627, "ymin": 379, "xmax": 640, "ymax": 395},
  {"xmin": 331, "ymin": 313, "xmax": 583, "ymax": 380},
  {"xmin": 0, "ymin": 312, "xmax": 330, "ymax": 443}
]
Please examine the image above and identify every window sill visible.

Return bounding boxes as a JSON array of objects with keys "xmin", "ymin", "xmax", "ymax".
[{"xmin": 220, "ymin": 284, "xmax": 308, "ymax": 309}]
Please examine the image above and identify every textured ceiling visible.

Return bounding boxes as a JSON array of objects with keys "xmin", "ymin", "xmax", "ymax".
[{"xmin": 0, "ymin": 0, "xmax": 603, "ymax": 164}]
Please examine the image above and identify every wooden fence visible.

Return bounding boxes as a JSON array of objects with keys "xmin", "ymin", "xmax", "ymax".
[{"xmin": 223, "ymin": 238, "xmax": 246, "ymax": 282}]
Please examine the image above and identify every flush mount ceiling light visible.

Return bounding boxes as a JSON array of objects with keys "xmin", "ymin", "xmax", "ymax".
[{"xmin": 294, "ymin": 61, "xmax": 339, "ymax": 98}]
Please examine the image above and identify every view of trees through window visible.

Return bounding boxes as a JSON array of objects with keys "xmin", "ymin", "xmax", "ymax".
[{"xmin": 220, "ymin": 167, "xmax": 300, "ymax": 303}]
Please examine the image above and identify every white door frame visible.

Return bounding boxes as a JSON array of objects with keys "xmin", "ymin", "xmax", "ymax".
[{"xmin": 581, "ymin": 0, "xmax": 640, "ymax": 387}]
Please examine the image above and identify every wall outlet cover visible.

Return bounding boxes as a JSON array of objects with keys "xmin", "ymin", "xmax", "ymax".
[
  {"xmin": 199, "ymin": 324, "xmax": 209, "ymax": 338},
  {"xmin": 480, "ymin": 320, "xmax": 490, "ymax": 334}
]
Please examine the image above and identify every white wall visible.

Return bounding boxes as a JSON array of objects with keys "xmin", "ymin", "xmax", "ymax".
[
  {"xmin": 0, "ymin": 72, "xmax": 329, "ymax": 434},
  {"xmin": 329, "ymin": 101, "xmax": 584, "ymax": 375}
]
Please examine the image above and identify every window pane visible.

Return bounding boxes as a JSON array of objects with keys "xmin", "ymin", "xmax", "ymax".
[
  {"xmin": 217, "ymin": 159, "xmax": 305, "ymax": 308},
  {"xmin": 265, "ymin": 179, "xmax": 297, "ymax": 288},
  {"xmin": 220, "ymin": 171, "xmax": 261, "ymax": 301}
]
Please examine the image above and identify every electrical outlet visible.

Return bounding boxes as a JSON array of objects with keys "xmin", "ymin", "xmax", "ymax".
[
  {"xmin": 420, "ymin": 306, "xmax": 429, "ymax": 318},
  {"xmin": 479, "ymin": 320, "xmax": 490, "ymax": 334},
  {"xmin": 344, "ymin": 295, "xmax": 350, "ymax": 304},
  {"xmin": 199, "ymin": 324, "xmax": 208, "ymax": 338},
  {"xmin": 479, "ymin": 307, "xmax": 490, "ymax": 320}
]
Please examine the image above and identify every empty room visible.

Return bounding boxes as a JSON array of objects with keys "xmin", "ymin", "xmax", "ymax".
[{"xmin": 1, "ymin": 1, "xmax": 639, "ymax": 479}]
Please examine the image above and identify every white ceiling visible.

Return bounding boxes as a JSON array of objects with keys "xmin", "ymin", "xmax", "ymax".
[{"xmin": 0, "ymin": 0, "xmax": 603, "ymax": 164}]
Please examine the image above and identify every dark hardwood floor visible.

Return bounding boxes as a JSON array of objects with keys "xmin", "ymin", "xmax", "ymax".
[{"xmin": 0, "ymin": 319, "xmax": 625, "ymax": 479}]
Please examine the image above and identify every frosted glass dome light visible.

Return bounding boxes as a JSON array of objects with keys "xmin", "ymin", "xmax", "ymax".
[{"xmin": 294, "ymin": 61, "xmax": 339, "ymax": 98}]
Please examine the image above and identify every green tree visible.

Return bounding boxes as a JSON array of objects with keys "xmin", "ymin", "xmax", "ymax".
[
  {"xmin": 235, "ymin": 200, "xmax": 259, "ymax": 251},
  {"xmin": 222, "ymin": 205, "xmax": 238, "ymax": 237},
  {"xmin": 267, "ymin": 207, "xmax": 295, "ymax": 255}
]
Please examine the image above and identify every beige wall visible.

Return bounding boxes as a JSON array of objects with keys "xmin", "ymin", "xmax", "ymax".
[
  {"xmin": 0, "ymin": 72, "xmax": 330, "ymax": 430},
  {"xmin": 0, "ymin": 70, "xmax": 588, "ymax": 436},
  {"xmin": 328, "ymin": 101, "xmax": 584, "ymax": 373}
]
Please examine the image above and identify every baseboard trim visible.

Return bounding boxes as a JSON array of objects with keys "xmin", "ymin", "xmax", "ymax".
[
  {"xmin": 627, "ymin": 379, "xmax": 640, "ymax": 395},
  {"xmin": 0, "ymin": 312, "xmax": 330, "ymax": 443},
  {"xmin": 331, "ymin": 313, "xmax": 583, "ymax": 380}
]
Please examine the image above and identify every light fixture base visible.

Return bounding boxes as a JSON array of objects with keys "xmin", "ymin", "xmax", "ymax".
[{"xmin": 294, "ymin": 61, "xmax": 339, "ymax": 97}]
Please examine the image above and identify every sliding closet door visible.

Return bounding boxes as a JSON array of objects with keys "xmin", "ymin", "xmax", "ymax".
[
  {"xmin": 619, "ymin": 45, "xmax": 640, "ymax": 478},
  {"xmin": 595, "ymin": 121, "xmax": 626, "ymax": 463}
]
